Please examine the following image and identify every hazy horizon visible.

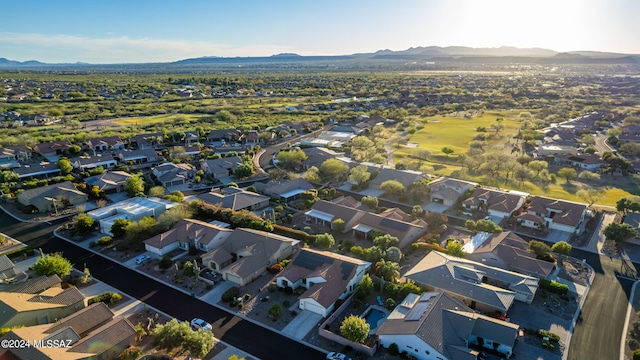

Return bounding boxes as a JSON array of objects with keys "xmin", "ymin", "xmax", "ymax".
[{"xmin": 3, "ymin": 0, "xmax": 640, "ymax": 63}]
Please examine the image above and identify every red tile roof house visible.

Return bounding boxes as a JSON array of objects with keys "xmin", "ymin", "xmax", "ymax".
[
  {"xmin": 275, "ymin": 248, "xmax": 370, "ymax": 317},
  {"xmin": 517, "ymin": 196, "xmax": 588, "ymax": 236},
  {"xmin": 461, "ymin": 188, "xmax": 526, "ymax": 220},
  {"xmin": 86, "ymin": 135, "xmax": 125, "ymax": 152},
  {"xmin": 144, "ymin": 219, "xmax": 233, "ymax": 256},
  {"xmin": 201, "ymin": 228, "xmax": 300, "ymax": 286},
  {"xmin": 305, "ymin": 200, "xmax": 427, "ymax": 249}
]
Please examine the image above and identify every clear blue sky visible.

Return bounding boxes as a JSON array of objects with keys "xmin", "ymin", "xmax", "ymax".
[{"xmin": 2, "ymin": 0, "xmax": 639, "ymax": 63}]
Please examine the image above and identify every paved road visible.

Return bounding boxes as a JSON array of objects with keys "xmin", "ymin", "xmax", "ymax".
[
  {"xmin": 0, "ymin": 213, "xmax": 324, "ymax": 360},
  {"xmin": 566, "ymin": 248, "xmax": 637, "ymax": 360}
]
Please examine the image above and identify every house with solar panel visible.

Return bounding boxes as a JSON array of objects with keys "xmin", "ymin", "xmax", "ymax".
[
  {"xmin": 405, "ymin": 251, "xmax": 539, "ymax": 314},
  {"xmin": 377, "ymin": 291, "xmax": 520, "ymax": 359},
  {"xmin": 275, "ymin": 248, "xmax": 370, "ymax": 317}
]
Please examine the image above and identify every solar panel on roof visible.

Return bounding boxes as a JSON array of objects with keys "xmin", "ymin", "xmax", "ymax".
[
  {"xmin": 340, "ymin": 262, "xmax": 355, "ymax": 280},
  {"xmin": 405, "ymin": 301, "xmax": 430, "ymax": 321},
  {"xmin": 293, "ymin": 250, "xmax": 328, "ymax": 270},
  {"xmin": 379, "ymin": 217, "xmax": 410, "ymax": 232},
  {"xmin": 419, "ymin": 292, "xmax": 438, "ymax": 302}
]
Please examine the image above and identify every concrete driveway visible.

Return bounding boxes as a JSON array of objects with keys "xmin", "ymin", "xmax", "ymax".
[
  {"xmin": 282, "ymin": 309, "xmax": 323, "ymax": 340},
  {"xmin": 199, "ymin": 280, "xmax": 236, "ymax": 304},
  {"xmin": 423, "ymin": 202, "xmax": 449, "ymax": 213},
  {"xmin": 547, "ymin": 230, "xmax": 572, "ymax": 244}
]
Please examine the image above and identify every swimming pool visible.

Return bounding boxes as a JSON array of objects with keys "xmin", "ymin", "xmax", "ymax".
[{"xmin": 361, "ymin": 306, "xmax": 388, "ymax": 333}]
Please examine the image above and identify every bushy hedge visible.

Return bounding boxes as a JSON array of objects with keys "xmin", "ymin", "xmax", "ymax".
[
  {"xmin": 88, "ymin": 292, "xmax": 122, "ymax": 305},
  {"xmin": 97, "ymin": 236, "xmax": 113, "ymax": 246},
  {"xmin": 5, "ymin": 247, "xmax": 35, "ymax": 260},
  {"xmin": 272, "ymin": 224, "xmax": 316, "ymax": 243},
  {"xmin": 268, "ymin": 264, "xmax": 283, "ymax": 274},
  {"xmin": 221, "ymin": 286, "xmax": 240, "ymax": 302},
  {"xmin": 539, "ymin": 279, "xmax": 569, "ymax": 296}
]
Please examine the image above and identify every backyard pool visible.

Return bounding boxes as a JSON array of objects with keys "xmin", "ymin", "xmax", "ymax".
[{"xmin": 361, "ymin": 306, "xmax": 389, "ymax": 334}]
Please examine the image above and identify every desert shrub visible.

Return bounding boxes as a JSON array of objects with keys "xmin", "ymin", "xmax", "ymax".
[
  {"xmin": 633, "ymin": 349, "xmax": 640, "ymax": 360},
  {"xmin": 536, "ymin": 329, "xmax": 560, "ymax": 342},
  {"xmin": 268, "ymin": 263, "xmax": 283, "ymax": 274},
  {"xmin": 388, "ymin": 343, "xmax": 399, "ymax": 355},
  {"xmin": 97, "ymin": 236, "xmax": 113, "ymax": 246},
  {"xmin": 539, "ymin": 279, "xmax": 569, "ymax": 296},
  {"xmin": 221, "ymin": 286, "xmax": 240, "ymax": 302},
  {"xmin": 269, "ymin": 303, "xmax": 283, "ymax": 317},
  {"xmin": 88, "ymin": 292, "xmax": 122, "ymax": 305},
  {"xmin": 158, "ymin": 256, "xmax": 173, "ymax": 270}
]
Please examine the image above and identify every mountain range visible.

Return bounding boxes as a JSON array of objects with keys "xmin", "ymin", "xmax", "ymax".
[{"xmin": 1, "ymin": 46, "xmax": 638, "ymax": 68}]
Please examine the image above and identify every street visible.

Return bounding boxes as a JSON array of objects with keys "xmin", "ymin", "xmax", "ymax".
[{"xmin": 0, "ymin": 212, "xmax": 325, "ymax": 360}]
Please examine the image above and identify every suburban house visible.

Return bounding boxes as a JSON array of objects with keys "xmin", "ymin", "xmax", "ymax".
[
  {"xmin": 33, "ymin": 140, "xmax": 73, "ymax": 159},
  {"xmin": 405, "ymin": 251, "xmax": 539, "ymax": 314},
  {"xmin": 0, "ymin": 302, "xmax": 135, "ymax": 360},
  {"xmin": 17, "ymin": 181, "xmax": 88, "ymax": 213},
  {"xmin": 207, "ymin": 129, "xmax": 241, "ymax": 143},
  {"xmin": 200, "ymin": 156, "xmax": 244, "ymax": 179},
  {"xmin": 72, "ymin": 155, "xmax": 118, "ymax": 171},
  {"xmin": 623, "ymin": 212, "xmax": 640, "ymax": 241},
  {"xmin": 536, "ymin": 144, "xmax": 577, "ymax": 157},
  {"xmin": 0, "ymin": 275, "xmax": 85, "ymax": 328},
  {"xmin": 429, "ymin": 177, "xmax": 477, "ymax": 208},
  {"xmin": 0, "ymin": 255, "xmax": 16, "ymax": 280},
  {"xmin": 117, "ymin": 149, "xmax": 160, "ymax": 165},
  {"xmin": 88, "ymin": 197, "xmax": 177, "ymax": 236},
  {"xmin": 169, "ymin": 145, "xmax": 200, "ymax": 158},
  {"xmin": 13, "ymin": 162, "xmax": 61, "ymax": 179},
  {"xmin": 0, "ymin": 145, "xmax": 31, "ymax": 169},
  {"xmin": 554, "ymin": 153, "xmax": 604, "ymax": 171},
  {"xmin": 368, "ymin": 168, "xmax": 427, "ymax": 191},
  {"xmin": 84, "ymin": 171, "xmax": 132, "ymax": 194},
  {"xmin": 305, "ymin": 200, "xmax": 427, "ymax": 248},
  {"xmin": 243, "ymin": 130, "xmax": 259, "ymax": 145},
  {"xmin": 253, "ymin": 178, "xmax": 314, "ymax": 201},
  {"xmin": 461, "ymin": 188, "xmax": 526, "ymax": 219},
  {"xmin": 128, "ymin": 132, "xmax": 164, "ymax": 149},
  {"xmin": 197, "ymin": 187, "xmax": 270, "ymax": 211},
  {"xmin": 201, "ymin": 228, "xmax": 300, "ymax": 286},
  {"xmin": 464, "ymin": 231, "xmax": 555, "ymax": 279},
  {"xmin": 377, "ymin": 291, "xmax": 520, "ymax": 360},
  {"xmin": 276, "ymin": 248, "xmax": 370, "ymax": 317},
  {"xmin": 301, "ymin": 147, "xmax": 346, "ymax": 170},
  {"xmin": 517, "ymin": 196, "xmax": 588, "ymax": 235},
  {"xmin": 144, "ymin": 219, "xmax": 233, "ymax": 256},
  {"xmin": 152, "ymin": 162, "xmax": 195, "ymax": 187},
  {"xmin": 619, "ymin": 125, "xmax": 640, "ymax": 143},
  {"xmin": 299, "ymin": 130, "xmax": 356, "ymax": 148},
  {"xmin": 86, "ymin": 136, "xmax": 125, "ymax": 152}
]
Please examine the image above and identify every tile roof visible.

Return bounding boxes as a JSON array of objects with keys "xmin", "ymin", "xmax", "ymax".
[
  {"xmin": 45, "ymin": 302, "xmax": 114, "ymax": 337},
  {"xmin": 69, "ymin": 317, "xmax": 135, "ymax": 354},
  {"xmin": 463, "ymin": 188, "xmax": 525, "ymax": 214},
  {"xmin": 2, "ymin": 274, "xmax": 62, "ymax": 294},
  {"xmin": 144, "ymin": 219, "xmax": 232, "ymax": 249},
  {"xmin": 0, "ymin": 255, "xmax": 15, "ymax": 273},
  {"xmin": 198, "ymin": 188, "xmax": 269, "ymax": 211},
  {"xmin": 527, "ymin": 196, "xmax": 587, "ymax": 227}
]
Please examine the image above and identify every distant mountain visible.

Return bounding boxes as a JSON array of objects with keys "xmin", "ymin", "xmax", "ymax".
[{"xmin": 1, "ymin": 46, "xmax": 639, "ymax": 68}]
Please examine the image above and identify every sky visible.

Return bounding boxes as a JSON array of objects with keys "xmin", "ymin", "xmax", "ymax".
[{"xmin": 2, "ymin": 0, "xmax": 640, "ymax": 63}]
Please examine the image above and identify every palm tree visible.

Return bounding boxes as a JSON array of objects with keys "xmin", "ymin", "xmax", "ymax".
[{"xmin": 375, "ymin": 260, "xmax": 400, "ymax": 283}]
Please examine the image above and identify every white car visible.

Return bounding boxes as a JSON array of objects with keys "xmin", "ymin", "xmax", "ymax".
[
  {"xmin": 135, "ymin": 255, "xmax": 151, "ymax": 265},
  {"xmin": 190, "ymin": 318, "xmax": 212, "ymax": 331},
  {"xmin": 326, "ymin": 352, "xmax": 351, "ymax": 360}
]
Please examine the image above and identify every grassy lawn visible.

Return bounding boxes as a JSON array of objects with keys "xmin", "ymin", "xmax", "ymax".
[{"xmin": 112, "ymin": 113, "xmax": 208, "ymax": 125}]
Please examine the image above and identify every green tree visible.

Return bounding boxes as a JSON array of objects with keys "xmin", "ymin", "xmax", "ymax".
[
  {"xmin": 557, "ymin": 167, "xmax": 577, "ymax": 183},
  {"xmin": 551, "ymin": 241, "xmax": 572, "ymax": 262},
  {"xmin": 183, "ymin": 261, "xmax": 196, "ymax": 276},
  {"xmin": 315, "ymin": 233, "xmax": 335, "ymax": 249},
  {"xmin": 268, "ymin": 303, "xmax": 283, "ymax": 317},
  {"xmin": 234, "ymin": 163, "xmax": 253, "ymax": 178},
  {"xmin": 375, "ymin": 260, "xmax": 400, "ymax": 282},
  {"xmin": 56, "ymin": 158, "xmax": 73, "ymax": 174},
  {"xmin": 110, "ymin": 218, "xmax": 131, "ymax": 238},
  {"xmin": 380, "ymin": 180, "xmax": 405, "ymax": 195},
  {"xmin": 125, "ymin": 175, "xmax": 145, "ymax": 197},
  {"xmin": 465, "ymin": 220, "xmax": 477, "ymax": 231},
  {"xmin": 399, "ymin": 282, "xmax": 422, "ymax": 298},
  {"xmin": 385, "ymin": 246, "xmax": 402, "ymax": 262},
  {"xmin": 319, "ymin": 159, "xmax": 349, "ymax": 181},
  {"xmin": 361, "ymin": 195, "xmax": 378, "ymax": 210},
  {"xmin": 373, "ymin": 234, "xmax": 399, "ymax": 251},
  {"xmin": 441, "ymin": 146, "xmax": 455, "ymax": 157},
  {"xmin": 74, "ymin": 213, "xmax": 96, "ymax": 234},
  {"xmin": 149, "ymin": 186, "xmax": 166, "ymax": 198},
  {"xmin": 348, "ymin": 164, "xmax": 371, "ymax": 187},
  {"xmin": 331, "ymin": 218, "xmax": 346, "ymax": 232},
  {"xmin": 340, "ymin": 315, "xmax": 369, "ymax": 344},
  {"xmin": 446, "ymin": 241, "xmax": 466, "ymax": 258},
  {"xmin": 151, "ymin": 319, "xmax": 214, "ymax": 358},
  {"xmin": 529, "ymin": 240, "xmax": 552, "ymax": 256},
  {"xmin": 577, "ymin": 171, "xmax": 601, "ymax": 182},
  {"xmin": 356, "ymin": 274, "xmax": 374, "ymax": 298},
  {"xmin": 603, "ymin": 223, "xmax": 638, "ymax": 242},
  {"xmin": 32, "ymin": 252, "xmax": 73, "ymax": 278},
  {"xmin": 528, "ymin": 160, "xmax": 548, "ymax": 178},
  {"xmin": 577, "ymin": 188, "xmax": 604, "ymax": 206},
  {"xmin": 276, "ymin": 149, "xmax": 308, "ymax": 170}
]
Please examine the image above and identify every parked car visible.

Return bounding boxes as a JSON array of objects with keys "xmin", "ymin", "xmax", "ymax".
[
  {"xmin": 135, "ymin": 255, "xmax": 151, "ymax": 265},
  {"xmin": 190, "ymin": 318, "xmax": 212, "ymax": 331},
  {"xmin": 326, "ymin": 352, "xmax": 351, "ymax": 360}
]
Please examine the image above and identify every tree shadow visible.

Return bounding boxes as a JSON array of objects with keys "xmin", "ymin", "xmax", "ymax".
[{"xmin": 562, "ymin": 181, "xmax": 578, "ymax": 194}]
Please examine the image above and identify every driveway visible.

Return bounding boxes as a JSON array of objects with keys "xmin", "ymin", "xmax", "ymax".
[
  {"xmin": 547, "ymin": 230, "xmax": 572, "ymax": 244},
  {"xmin": 423, "ymin": 202, "xmax": 449, "ymax": 213},
  {"xmin": 509, "ymin": 300, "xmax": 571, "ymax": 346},
  {"xmin": 199, "ymin": 280, "xmax": 237, "ymax": 304},
  {"xmin": 282, "ymin": 309, "xmax": 323, "ymax": 340}
]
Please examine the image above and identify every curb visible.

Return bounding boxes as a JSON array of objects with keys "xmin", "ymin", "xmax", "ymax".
[
  {"xmin": 621, "ymin": 280, "xmax": 640, "ymax": 360},
  {"xmin": 563, "ymin": 259, "xmax": 596, "ymax": 360},
  {"xmin": 53, "ymin": 229, "xmax": 329, "ymax": 357}
]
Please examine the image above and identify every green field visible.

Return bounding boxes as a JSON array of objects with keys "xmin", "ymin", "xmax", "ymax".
[
  {"xmin": 391, "ymin": 111, "xmax": 635, "ymax": 206},
  {"xmin": 112, "ymin": 114, "xmax": 208, "ymax": 125}
]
